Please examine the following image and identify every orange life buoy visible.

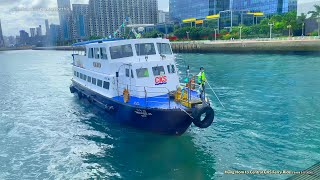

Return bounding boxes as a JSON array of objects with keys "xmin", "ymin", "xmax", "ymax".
[{"xmin": 123, "ymin": 88, "xmax": 130, "ymax": 103}]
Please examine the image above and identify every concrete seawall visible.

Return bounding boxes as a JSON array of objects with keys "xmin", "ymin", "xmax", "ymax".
[
  {"xmin": 32, "ymin": 46, "xmax": 84, "ymax": 51},
  {"xmin": 30, "ymin": 39, "xmax": 320, "ymax": 53},
  {"xmin": 171, "ymin": 40, "xmax": 320, "ymax": 53},
  {"xmin": 0, "ymin": 47, "xmax": 32, "ymax": 51}
]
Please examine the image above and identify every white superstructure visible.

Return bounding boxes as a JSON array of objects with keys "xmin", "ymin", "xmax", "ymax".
[{"xmin": 72, "ymin": 38, "xmax": 180, "ymax": 99}]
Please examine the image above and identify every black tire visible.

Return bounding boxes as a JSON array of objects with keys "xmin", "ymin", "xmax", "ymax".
[
  {"xmin": 191, "ymin": 105, "xmax": 214, "ymax": 128},
  {"xmin": 78, "ymin": 91, "xmax": 83, "ymax": 99},
  {"xmin": 87, "ymin": 96, "xmax": 94, "ymax": 103},
  {"xmin": 70, "ymin": 86, "xmax": 76, "ymax": 93}
]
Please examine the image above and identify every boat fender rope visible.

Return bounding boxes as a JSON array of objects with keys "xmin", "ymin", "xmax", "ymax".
[
  {"xmin": 179, "ymin": 108, "xmax": 194, "ymax": 119},
  {"xmin": 191, "ymin": 105, "xmax": 214, "ymax": 128},
  {"xmin": 104, "ymin": 105, "xmax": 115, "ymax": 112}
]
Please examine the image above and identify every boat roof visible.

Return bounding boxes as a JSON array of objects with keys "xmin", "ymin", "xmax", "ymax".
[
  {"xmin": 72, "ymin": 38, "xmax": 125, "ymax": 46},
  {"xmin": 72, "ymin": 38, "xmax": 169, "ymax": 47}
]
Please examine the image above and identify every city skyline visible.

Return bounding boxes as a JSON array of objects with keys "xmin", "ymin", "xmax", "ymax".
[{"xmin": 0, "ymin": 0, "xmax": 169, "ymax": 36}]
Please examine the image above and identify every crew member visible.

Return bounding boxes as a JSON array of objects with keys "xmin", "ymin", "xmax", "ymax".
[{"xmin": 198, "ymin": 67, "xmax": 206, "ymax": 100}]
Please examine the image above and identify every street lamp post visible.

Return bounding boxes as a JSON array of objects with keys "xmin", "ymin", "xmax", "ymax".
[
  {"xmin": 287, "ymin": 25, "xmax": 292, "ymax": 38},
  {"xmin": 239, "ymin": 26, "xmax": 243, "ymax": 40},
  {"xmin": 186, "ymin": 31, "xmax": 190, "ymax": 40},
  {"xmin": 268, "ymin": 22, "xmax": 274, "ymax": 40},
  {"xmin": 317, "ymin": 18, "xmax": 320, "ymax": 38},
  {"xmin": 214, "ymin": 28, "xmax": 218, "ymax": 41},
  {"xmin": 302, "ymin": 23, "xmax": 305, "ymax": 36}
]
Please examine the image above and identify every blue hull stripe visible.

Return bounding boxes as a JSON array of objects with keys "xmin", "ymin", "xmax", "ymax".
[{"xmin": 72, "ymin": 81, "xmax": 193, "ymax": 135}]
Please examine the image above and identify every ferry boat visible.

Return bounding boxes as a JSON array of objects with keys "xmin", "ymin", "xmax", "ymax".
[{"xmin": 70, "ymin": 38, "xmax": 214, "ymax": 135}]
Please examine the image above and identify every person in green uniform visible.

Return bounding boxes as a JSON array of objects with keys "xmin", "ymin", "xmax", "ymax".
[{"xmin": 198, "ymin": 67, "xmax": 206, "ymax": 100}]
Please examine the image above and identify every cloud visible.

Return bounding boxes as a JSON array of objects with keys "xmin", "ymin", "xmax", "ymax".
[{"xmin": 1, "ymin": 0, "xmax": 169, "ymax": 36}]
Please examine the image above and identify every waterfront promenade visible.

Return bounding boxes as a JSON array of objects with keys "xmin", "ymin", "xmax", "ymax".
[
  {"xmin": 0, "ymin": 46, "xmax": 32, "ymax": 51},
  {"xmin": 4, "ymin": 37, "xmax": 319, "ymax": 53},
  {"xmin": 171, "ymin": 37, "xmax": 320, "ymax": 53}
]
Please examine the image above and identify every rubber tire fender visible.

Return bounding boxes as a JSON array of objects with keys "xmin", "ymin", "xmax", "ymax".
[
  {"xmin": 78, "ymin": 91, "xmax": 83, "ymax": 99},
  {"xmin": 70, "ymin": 86, "xmax": 76, "ymax": 93},
  {"xmin": 191, "ymin": 105, "xmax": 215, "ymax": 128}
]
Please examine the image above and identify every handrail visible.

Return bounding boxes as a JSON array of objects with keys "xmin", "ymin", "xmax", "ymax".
[{"xmin": 116, "ymin": 81, "xmax": 171, "ymax": 108}]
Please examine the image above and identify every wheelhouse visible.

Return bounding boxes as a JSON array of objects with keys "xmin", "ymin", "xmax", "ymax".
[{"xmin": 72, "ymin": 38, "xmax": 179, "ymax": 99}]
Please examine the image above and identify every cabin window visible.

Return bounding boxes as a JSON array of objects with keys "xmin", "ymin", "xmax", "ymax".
[
  {"xmin": 88, "ymin": 48, "xmax": 94, "ymax": 58},
  {"xmin": 135, "ymin": 43, "xmax": 156, "ymax": 56},
  {"xmin": 80, "ymin": 73, "xmax": 83, "ymax": 79},
  {"xmin": 152, "ymin": 66, "xmax": 165, "ymax": 76},
  {"xmin": 97, "ymin": 80, "xmax": 103, "ymax": 87},
  {"xmin": 131, "ymin": 69, "xmax": 134, "ymax": 78},
  {"xmin": 76, "ymin": 72, "xmax": 79, "ymax": 77},
  {"xmin": 92, "ymin": 78, "xmax": 97, "ymax": 85},
  {"xmin": 87, "ymin": 76, "xmax": 91, "ymax": 83},
  {"xmin": 83, "ymin": 74, "xmax": 87, "ymax": 81},
  {"xmin": 157, "ymin": 43, "xmax": 172, "ymax": 55},
  {"xmin": 94, "ymin": 48, "xmax": 100, "ymax": 59},
  {"xmin": 125, "ymin": 69, "xmax": 130, "ymax": 77},
  {"xmin": 110, "ymin": 44, "xmax": 133, "ymax": 59},
  {"xmin": 136, "ymin": 68, "xmax": 149, "ymax": 78},
  {"xmin": 167, "ymin": 65, "xmax": 176, "ymax": 74},
  {"xmin": 103, "ymin": 81, "xmax": 110, "ymax": 89},
  {"xmin": 100, "ymin": 47, "xmax": 108, "ymax": 60}
]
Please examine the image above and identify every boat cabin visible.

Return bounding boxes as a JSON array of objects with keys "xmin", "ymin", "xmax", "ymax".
[{"xmin": 72, "ymin": 38, "xmax": 180, "ymax": 100}]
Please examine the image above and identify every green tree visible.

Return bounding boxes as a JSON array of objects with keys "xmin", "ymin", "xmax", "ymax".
[
  {"xmin": 142, "ymin": 30, "xmax": 163, "ymax": 38},
  {"xmin": 308, "ymin": 5, "xmax": 320, "ymax": 18},
  {"xmin": 89, "ymin": 36, "xmax": 103, "ymax": 40}
]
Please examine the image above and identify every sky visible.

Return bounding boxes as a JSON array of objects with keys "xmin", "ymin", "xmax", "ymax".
[
  {"xmin": 1, "ymin": 0, "xmax": 318, "ymax": 37},
  {"xmin": 0, "ymin": 0, "xmax": 169, "ymax": 36}
]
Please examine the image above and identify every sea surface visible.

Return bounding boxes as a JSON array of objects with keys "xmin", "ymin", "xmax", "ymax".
[{"xmin": 0, "ymin": 50, "xmax": 319, "ymax": 180}]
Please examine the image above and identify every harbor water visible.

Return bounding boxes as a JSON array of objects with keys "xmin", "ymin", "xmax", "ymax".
[{"xmin": 0, "ymin": 50, "xmax": 319, "ymax": 179}]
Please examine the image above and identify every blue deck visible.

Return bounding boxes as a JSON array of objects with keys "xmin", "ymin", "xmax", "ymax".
[{"xmin": 112, "ymin": 89, "xmax": 201, "ymax": 109}]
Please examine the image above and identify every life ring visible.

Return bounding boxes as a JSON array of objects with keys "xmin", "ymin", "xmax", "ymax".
[
  {"xmin": 186, "ymin": 78, "xmax": 195, "ymax": 90},
  {"xmin": 70, "ymin": 86, "xmax": 76, "ymax": 93},
  {"xmin": 191, "ymin": 105, "xmax": 214, "ymax": 128},
  {"xmin": 123, "ymin": 88, "xmax": 130, "ymax": 103}
]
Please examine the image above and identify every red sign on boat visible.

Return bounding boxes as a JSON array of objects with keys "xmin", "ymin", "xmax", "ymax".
[{"xmin": 155, "ymin": 76, "xmax": 167, "ymax": 85}]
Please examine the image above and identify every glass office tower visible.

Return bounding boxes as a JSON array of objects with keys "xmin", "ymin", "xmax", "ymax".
[
  {"xmin": 169, "ymin": 0, "xmax": 230, "ymax": 22},
  {"xmin": 231, "ymin": 0, "xmax": 297, "ymax": 15}
]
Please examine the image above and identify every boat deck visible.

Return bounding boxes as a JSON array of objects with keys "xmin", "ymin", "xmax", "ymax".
[{"xmin": 113, "ymin": 90, "xmax": 202, "ymax": 109}]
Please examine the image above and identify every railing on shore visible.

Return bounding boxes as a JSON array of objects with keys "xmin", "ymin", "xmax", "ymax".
[{"xmin": 172, "ymin": 36, "xmax": 320, "ymax": 44}]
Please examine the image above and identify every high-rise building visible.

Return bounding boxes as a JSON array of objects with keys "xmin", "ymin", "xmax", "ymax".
[
  {"xmin": 36, "ymin": 25, "xmax": 42, "ymax": 36},
  {"xmin": 49, "ymin": 24, "xmax": 61, "ymax": 45},
  {"xmin": 169, "ymin": 0, "xmax": 230, "ymax": 22},
  {"xmin": 57, "ymin": 0, "xmax": 72, "ymax": 40},
  {"xmin": 158, "ymin": 10, "xmax": 170, "ymax": 23},
  {"xmin": 45, "ymin": 19, "xmax": 50, "ymax": 36},
  {"xmin": 209, "ymin": 0, "xmax": 230, "ymax": 15},
  {"xmin": 72, "ymin": 4, "xmax": 89, "ymax": 40},
  {"xmin": 19, "ymin": 30, "xmax": 29, "ymax": 45},
  {"xmin": 88, "ymin": 0, "xmax": 158, "ymax": 37},
  {"xmin": 30, "ymin": 28, "xmax": 36, "ymax": 37},
  {"xmin": 0, "ymin": 19, "xmax": 4, "ymax": 47},
  {"xmin": 231, "ymin": 0, "xmax": 297, "ymax": 15}
]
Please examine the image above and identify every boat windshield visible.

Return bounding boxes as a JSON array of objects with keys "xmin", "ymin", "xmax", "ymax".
[
  {"xmin": 135, "ymin": 43, "xmax": 156, "ymax": 56},
  {"xmin": 157, "ymin": 43, "xmax": 172, "ymax": 55}
]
